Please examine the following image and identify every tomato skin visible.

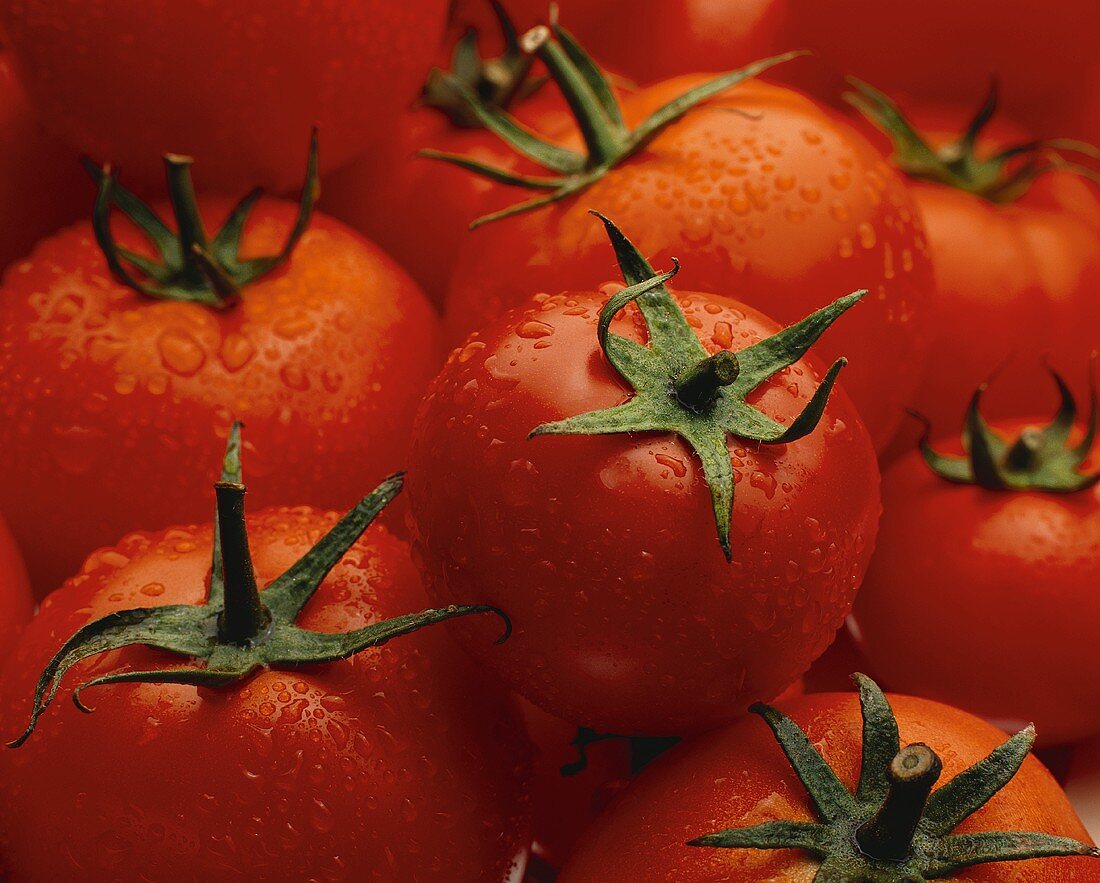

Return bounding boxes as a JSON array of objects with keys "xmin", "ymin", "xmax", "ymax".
[
  {"xmin": 0, "ymin": 0, "xmax": 450, "ymax": 192},
  {"xmin": 851, "ymin": 421, "xmax": 1100, "ymax": 745},
  {"xmin": 408, "ymin": 286, "xmax": 880, "ymax": 735},
  {"xmin": 558, "ymin": 691, "xmax": 1095, "ymax": 882},
  {"xmin": 0, "ymin": 199, "xmax": 442, "ymax": 596},
  {"xmin": 519, "ymin": 699, "xmax": 634, "ymax": 868},
  {"xmin": 0, "ymin": 53, "xmax": 85, "ymax": 274},
  {"xmin": 0, "ymin": 510, "xmax": 532, "ymax": 882},
  {"xmin": 444, "ymin": 78, "xmax": 934, "ymax": 451},
  {"xmin": 0, "ymin": 513, "xmax": 33, "ymax": 670},
  {"xmin": 1066, "ymin": 741, "xmax": 1100, "ymax": 846}
]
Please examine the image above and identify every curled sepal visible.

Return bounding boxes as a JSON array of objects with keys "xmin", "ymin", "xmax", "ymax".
[
  {"xmin": 845, "ymin": 77, "xmax": 1100, "ymax": 202},
  {"xmin": 687, "ymin": 673, "xmax": 1100, "ymax": 880},
  {"xmin": 86, "ymin": 129, "xmax": 319, "ymax": 306},
  {"xmin": 530, "ymin": 215, "xmax": 860, "ymax": 556},
  {"xmin": 9, "ymin": 428, "xmax": 508, "ymax": 746},
  {"xmin": 424, "ymin": 0, "xmax": 542, "ymax": 128},
  {"xmin": 419, "ymin": 13, "xmax": 803, "ymax": 227},
  {"xmin": 913, "ymin": 362, "xmax": 1099, "ymax": 493}
]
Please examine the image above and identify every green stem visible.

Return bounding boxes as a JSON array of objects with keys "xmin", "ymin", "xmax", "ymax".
[
  {"xmin": 521, "ymin": 25, "xmax": 621, "ymax": 165},
  {"xmin": 675, "ymin": 351, "xmax": 740, "ymax": 412},
  {"xmin": 214, "ymin": 481, "xmax": 270, "ymax": 645},
  {"xmin": 1005, "ymin": 427, "xmax": 1043, "ymax": 471},
  {"xmin": 856, "ymin": 744, "xmax": 943, "ymax": 862}
]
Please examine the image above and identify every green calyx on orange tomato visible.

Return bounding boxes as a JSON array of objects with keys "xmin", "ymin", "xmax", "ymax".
[
  {"xmin": 84, "ymin": 129, "xmax": 320, "ymax": 307},
  {"xmin": 845, "ymin": 78, "xmax": 1100, "ymax": 203},
  {"xmin": 911, "ymin": 364, "xmax": 1098, "ymax": 492},
  {"xmin": 530, "ymin": 213, "xmax": 864, "ymax": 559},
  {"xmin": 423, "ymin": 0, "xmax": 541, "ymax": 128},
  {"xmin": 9, "ymin": 422, "xmax": 508, "ymax": 747},
  {"xmin": 420, "ymin": 20, "xmax": 803, "ymax": 225},
  {"xmin": 689, "ymin": 674, "xmax": 1099, "ymax": 878}
]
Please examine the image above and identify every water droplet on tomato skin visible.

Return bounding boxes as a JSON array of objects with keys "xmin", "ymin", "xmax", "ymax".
[{"xmin": 157, "ymin": 328, "xmax": 206, "ymax": 376}]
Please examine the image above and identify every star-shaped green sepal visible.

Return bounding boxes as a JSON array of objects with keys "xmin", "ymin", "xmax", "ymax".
[
  {"xmin": 420, "ymin": 17, "xmax": 805, "ymax": 226},
  {"xmin": 8, "ymin": 423, "xmax": 508, "ymax": 748},
  {"xmin": 84, "ymin": 130, "xmax": 320, "ymax": 307},
  {"xmin": 421, "ymin": 0, "xmax": 543, "ymax": 129},
  {"xmin": 531, "ymin": 213, "xmax": 865, "ymax": 560},
  {"xmin": 845, "ymin": 78, "xmax": 1100, "ymax": 203},
  {"xmin": 911, "ymin": 363, "xmax": 1098, "ymax": 493},
  {"xmin": 688, "ymin": 674, "xmax": 1099, "ymax": 880}
]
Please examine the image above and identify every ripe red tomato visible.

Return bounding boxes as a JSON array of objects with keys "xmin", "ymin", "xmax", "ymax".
[
  {"xmin": 0, "ymin": 0, "xmax": 450, "ymax": 192},
  {"xmin": 409, "ymin": 217, "xmax": 880, "ymax": 735},
  {"xmin": 852, "ymin": 376, "xmax": 1100, "ymax": 744},
  {"xmin": 0, "ymin": 513, "xmax": 33, "ymax": 670},
  {"xmin": 518, "ymin": 699, "xmax": 634, "ymax": 868},
  {"xmin": 559, "ymin": 678, "xmax": 1098, "ymax": 881},
  {"xmin": 847, "ymin": 86, "xmax": 1100, "ymax": 436},
  {"xmin": 775, "ymin": 0, "xmax": 1100, "ymax": 143},
  {"xmin": 441, "ymin": 36, "xmax": 934, "ymax": 451},
  {"xmin": 0, "ymin": 156, "xmax": 442, "ymax": 596},
  {"xmin": 0, "ymin": 453, "xmax": 532, "ymax": 881},
  {"xmin": 0, "ymin": 52, "xmax": 85, "ymax": 274},
  {"xmin": 325, "ymin": 5, "xmax": 581, "ymax": 305}
]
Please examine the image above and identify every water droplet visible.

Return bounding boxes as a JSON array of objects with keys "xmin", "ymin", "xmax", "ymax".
[
  {"xmin": 273, "ymin": 314, "xmax": 316, "ymax": 340},
  {"xmin": 219, "ymin": 333, "xmax": 255, "ymax": 372},
  {"xmin": 858, "ymin": 222, "xmax": 877, "ymax": 249},
  {"xmin": 516, "ymin": 320, "xmax": 554, "ymax": 339},
  {"xmin": 654, "ymin": 453, "xmax": 687, "ymax": 478},
  {"xmin": 711, "ymin": 321, "xmax": 733, "ymax": 349},
  {"xmin": 157, "ymin": 329, "xmax": 206, "ymax": 376},
  {"xmin": 140, "ymin": 582, "xmax": 165, "ymax": 597},
  {"xmin": 750, "ymin": 471, "xmax": 777, "ymax": 499},
  {"xmin": 279, "ymin": 365, "xmax": 310, "ymax": 391}
]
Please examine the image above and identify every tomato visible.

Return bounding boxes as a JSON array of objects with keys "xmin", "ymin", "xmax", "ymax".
[
  {"xmin": 325, "ymin": 3, "xmax": 580, "ymax": 305},
  {"xmin": 408, "ymin": 216, "xmax": 880, "ymax": 735},
  {"xmin": 440, "ymin": 29, "xmax": 934, "ymax": 450},
  {"xmin": 0, "ymin": 0, "xmax": 450, "ymax": 192},
  {"xmin": 519, "ymin": 699, "xmax": 634, "ymax": 868},
  {"xmin": 559, "ymin": 676, "xmax": 1098, "ymax": 881},
  {"xmin": 847, "ymin": 84, "xmax": 1100, "ymax": 439},
  {"xmin": 852, "ymin": 372, "xmax": 1100, "ymax": 744},
  {"xmin": 802, "ymin": 619, "xmax": 878, "ymax": 694},
  {"xmin": 0, "ymin": 52, "xmax": 85, "ymax": 274},
  {"xmin": 0, "ymin": 149, "xmax": 442, "ymax": 596},
  {"xmin": 774, "ymin": 0, "xmax": 1100, "ymax": 143},
  {"xmin": 0, "ymin": 432, "xmax": 532, "ymax": 882},
  {"xmin": 0, "ymin": 513, "xmax": 33, "ymax": 670}
]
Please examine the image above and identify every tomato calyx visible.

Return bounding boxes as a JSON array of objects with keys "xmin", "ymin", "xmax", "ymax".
[
  {"xmin": 911, "ymin": 362, "xmax": 1098, "ymax": 493},
  {"xmin": 530, "ymin": 213, "xmax": 865, "ymax": 559},
  {"xmin": 845, "ymin": 78, "xmax": 1100, "ymax": 203},
  {"xmin": 688, "ymin": 674, "xmax": 1100, "ymax": 878},
  {"xmin": 420, "ymin": 22, "xmax": 803, "ymax": 226},
  {"xmin": 83, "ymin": 130, "xmax": 320, "ymax": 308},
  {"xmin": 424, "ymin": 0, "xmax": 541, "ymax": 128},
  {"xmin": 7, "ymin": 423, "xmax": 509, "ymax": 748}
]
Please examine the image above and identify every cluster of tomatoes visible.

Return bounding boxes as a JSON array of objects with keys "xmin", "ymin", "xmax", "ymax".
[{"xmin": 0, "ymin": 1, "xmax": 1096, "ymax": 881}]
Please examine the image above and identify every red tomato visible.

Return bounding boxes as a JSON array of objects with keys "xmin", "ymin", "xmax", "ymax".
[
  {"xmin": 519, "ymin": 699, "xmax": 634, "ymax": 868},
  {"xmin": 775, "ymin": 0, "xmax": 1100, "ymax": 143},
  {"xmin": 559, "ymin": 680, "xmax": 1097, "ymax": 881},
  {"xmin": 0, "ymin": 479, "xmax": 531, "ymax": 880},
  {"xmin": 324, "ymin": 6, "xmax": 581, "ymax": 305},
  {"xmin": 852, "ymin": 378, "xmax": 1100, "ymax": 744},
  {"xmin": 409, "ymin": 219, "xmax": 880, "ymax": 735},
  {"xmin": 0, "ymin": 513, "xmax": 33, "ymax": 670},
  {"xmin": 0, "ymin": 0, "xmax": 450, "ymax": 192},
  {"xmin": 802, "ymin": 620, "xmax": 878, "ymax": 694},
  {"xmin": 443, "ymin": 59, "xmax": 934, "ymax": 451},
  {"xmin": 847, "ymin": 90, "xmax": 1100, "ymax": 438},
  {"xmin": 0, "ymin": 161, "xmax": 442, "ymax": 596},
  {"xmin": 0, "ymin": 52, "xmax": 85, "ymax": 274}
]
